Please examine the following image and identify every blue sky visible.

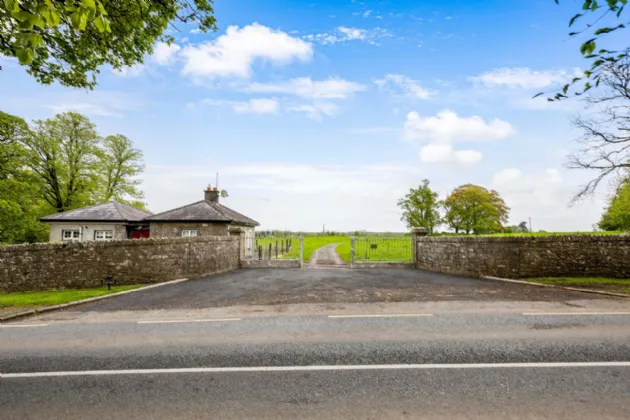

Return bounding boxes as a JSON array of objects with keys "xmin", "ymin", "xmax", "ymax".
[{"xmin": 0, "ymin": 0, "xmax": 613, "ymax": 231}]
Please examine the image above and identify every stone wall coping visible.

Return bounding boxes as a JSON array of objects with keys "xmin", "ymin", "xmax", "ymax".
[
  {"xmin": 416, "ymin": 234, "xmax": 630, "ymax": 243},
  {"xmin": 0, "ymin": 235, "xmax": 237, "ymax": 254}
]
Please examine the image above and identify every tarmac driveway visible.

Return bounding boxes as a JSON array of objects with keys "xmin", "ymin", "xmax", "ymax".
[{"xmin": 73, "ymin": 268, "xmax": 608, "ymax": 312}]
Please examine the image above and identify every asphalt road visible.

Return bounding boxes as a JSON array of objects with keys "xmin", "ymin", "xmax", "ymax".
[
  {"xmin": 3, "ymin": 309, "xmax": 630, "ymax": 419},
  {"xmin": 68, "ymin": 268, "xmax": 608, "ymax": 311}
]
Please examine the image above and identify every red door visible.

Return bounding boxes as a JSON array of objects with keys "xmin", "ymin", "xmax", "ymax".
[{"xmin": 132, "ymin": 230, "xmax": 150, "ymax": 239}]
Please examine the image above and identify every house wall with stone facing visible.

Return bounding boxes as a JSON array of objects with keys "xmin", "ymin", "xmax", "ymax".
[
  {"xmin": 149, "ymin": 222, "xmax": 230, "ymax": 238},
  {"xmin": 415, "ymin": 235, "xmax": 630, "ymax": 279},
  {"xmin": 0, "ymin": 236, "xmax": 239, "ymax": 293}
]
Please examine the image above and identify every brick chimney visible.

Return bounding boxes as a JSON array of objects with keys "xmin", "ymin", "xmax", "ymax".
[{"xmin": 204, "ymin": 186, "xmax": 219, "ymax": 203}]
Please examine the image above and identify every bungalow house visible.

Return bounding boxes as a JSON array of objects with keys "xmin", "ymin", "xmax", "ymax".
[
  {"xmin": 145, "ymin": 187, "xmax": 259, "ymax": 238},
  {"xmin": 40, "ymin": 201, "xmax": 152, "ymax": 242}
]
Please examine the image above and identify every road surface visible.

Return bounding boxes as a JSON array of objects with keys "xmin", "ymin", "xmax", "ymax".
[{"xmin": 3, "ymin": 300, "xmax": 630, "ymax": 419}]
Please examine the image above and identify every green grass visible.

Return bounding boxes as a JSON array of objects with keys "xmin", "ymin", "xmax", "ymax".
[
  {"xmin": 337, "ymin": 237, "xmax": 412, "ymax": 263},
  {"xmin": 0, "ymin": 285, "xmax": 144, "ymax": 308},
  {"xmin": 526, "ymin": 277, "xmax": 630, "ymax": 294},
  {"xmin": 256, "ymin": 236, "xmax": 350, "ymax": 262},
  {"xmin": 479, "ymin": 231, "xmax": 626, "ymax": 237}
]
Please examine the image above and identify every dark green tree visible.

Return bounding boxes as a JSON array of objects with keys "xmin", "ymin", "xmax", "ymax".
[
  {"xmin": 397, "ymin": 179, "xmax": 441, "ymax": 234},
  {"xmin": 0, "ymin": 0, "xmax": 217, "ymax": 88},
  {"xmin": 443, "ymin": 184, "xmax": 510, "ymax": 234}
]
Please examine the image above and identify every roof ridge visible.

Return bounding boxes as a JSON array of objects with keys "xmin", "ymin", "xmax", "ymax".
[{"xmin": 144, "ymin": 199, "xmax": 209, "ymax": 219}]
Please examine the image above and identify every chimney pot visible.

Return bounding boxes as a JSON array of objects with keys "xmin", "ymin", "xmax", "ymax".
[{"xmin": 205, "ymin": 187, "xmax": 219, "ymax": 203}]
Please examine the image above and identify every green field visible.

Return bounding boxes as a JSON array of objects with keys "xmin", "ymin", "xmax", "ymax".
[
  {"xmin": 479, "ymin": 231, "xmax": 626, "ymax": 237},
  {"xmin": 0, "ymin": 285, "xmax": 144, "ymax": 308},
  {"xmin": 337, "ymin": 237, "xmax": 412, "ymax": 262},
  {"xmin": 255, "ymin": 236, "xmax": 350, "ymax": 262},
  {"xmin": 525, "ymin": 277, "xmax": 630, "ymax": 294}
]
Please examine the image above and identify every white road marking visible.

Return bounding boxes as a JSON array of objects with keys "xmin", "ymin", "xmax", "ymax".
[
  {"xmin": 522, "ymin": 312, "xmax": 630, "ymax": 316},
  {"xmin": 328, "ymin": 314, "xmax": 433, "ymax": 319},
  {"xmin": 137, "ymin": 318, "xmax": 241, "ymax": 324},
  {"xmin": 4, "ymin": 362, "xmax": 630, "ymax": 378},
  {"xmin": 0, "ymin": 324, "xmax": 49, "ymax": 328}
]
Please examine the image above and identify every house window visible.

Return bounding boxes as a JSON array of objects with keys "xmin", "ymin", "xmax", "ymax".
[
  {"xmin": 62, "ymin": 229, "xmax": 80, "ymax": 241},
  {"xmin": 94, "ymin": 230, "xmax": 114, "ymax": 241},
  {"xmin": 181, "ymin": 230, "xmax": 199, "ymax": 237}
]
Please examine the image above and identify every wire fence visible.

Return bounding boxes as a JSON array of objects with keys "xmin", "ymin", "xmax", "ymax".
[{"xmin": 353, "ymin": 236, "xmax": 413, "ymax": 262}]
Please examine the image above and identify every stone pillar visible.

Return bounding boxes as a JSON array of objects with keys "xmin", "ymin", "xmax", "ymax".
[
  {"xmin": 411, "ymin": 227, "xmax": 429, "ymax": 267},
  {"xmin": 299, "ymin": 236, "xmax": 304, "ymax": 268}
]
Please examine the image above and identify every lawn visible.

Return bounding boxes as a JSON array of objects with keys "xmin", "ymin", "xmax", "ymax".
[
  {"xmin": 525, "ymin": 277, "xmax": 630, "ymax": 294},
  {"xmin": 480, "ymin": 231, "xmax": 626, "ymax": 237},
  {"xmin": 337, "ymin": 237, "xmax": 412, "ymax": 263},
  {"xmin": 256, "ymin": 236, "xmax": 350, "ymax": 262},
  {"xmin": 0, "ymin": 285, "xmax": 144, "ymax": 308}
]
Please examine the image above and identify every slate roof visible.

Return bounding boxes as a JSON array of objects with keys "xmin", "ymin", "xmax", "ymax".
[
  {"xmin": 144, "ymin": 200, "xmax": 259, "ymax": 227},
  {"xmin": 40, "ymin": 201, "xmax": 152, "ymax": 223}
]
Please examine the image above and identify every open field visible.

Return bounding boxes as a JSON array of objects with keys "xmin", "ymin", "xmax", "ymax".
[
  {"xmin": 525, "ymin": 277, "xmax": 630, "ymax": 294},
  {"xmin": 255, "ymin": 236, "xmax": 350, "ymax": 262},
  {"xmin": 337, "ymin": 237, "xmax": 412, "ymax": 262}
]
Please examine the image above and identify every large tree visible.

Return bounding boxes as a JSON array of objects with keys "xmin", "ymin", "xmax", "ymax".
[
  {"xmin": 23, "ymin": 112, "xmax": 100, "ymax": 211},
  {"xmin": 443, "ymin": 184, "xmax": 510, "ymax": 234},
  {"xmin": 0, "ymin": 0, "xmax": 217, "ymax": 88},
  {"xmin": 567, "ymin": 58, "xmax": 630, "ymax": 199},
  {"xmin": 94, "ymin": 134, "xmax": 144, "ymax": 202},
  {"xmin": 549, "ymin": 0, "xmax": 629, "ymax": 99},
  {"xmin": 397, "ymin": 179, "xmax": 441, "ymax": 234},
  {"xmin": 599, "ymin": 179, "xmax": 630, "ymax": 231}
]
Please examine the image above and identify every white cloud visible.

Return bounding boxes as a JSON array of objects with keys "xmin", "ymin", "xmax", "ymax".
[
  {"xmin": 152, "ymin": 42, "xmax": 181, "ymax": 66},
  {"xmin": 363, "ymin": 10, "xmax": 372, "ymax": 18},
  {"xmin": 288, "ymin": 101, "xmax": 340, "ymax": 121},
  {"xmin": 197, "ymin": 98, "xmax": 280, "ymax": 115},
  {"xmin": 190, "ymin": 28, "xmax": 202, "ymax": 34},
  {"xmin": 403, "ymin": 110, "xmax": 516, "ymax": 143},
  {"xmin": 180, "ymin": 23, "xmax": 312, "ymax": 79},
  {"xmin": 469, "ymin": 67, "xmax": 581, "ymax": 89},
  {"xmin": 420, "ymin": 144, "xmax": 482, "ymax": 164},
  {"xmin": 374, "ymin": 74, "xmax": 435, "ymax": 100},
  {"xmin": 44, "ymin": 91, "xmax": 140, "ymax": 118},
  {"xmin": 112, "ymin": 64, "xmax": 145, "ymax": 77},
  {"xmin": 304, "ymin": 26, "xmax": 390, "ymax": 45},
  {"xmin": 244, "ymin": 77, "xmax": 366, "ymax": 99}
]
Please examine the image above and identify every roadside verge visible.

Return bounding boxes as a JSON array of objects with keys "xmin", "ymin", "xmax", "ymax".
[{"xmin": 482, "ymin": 276, "xmax": 630, "ymax": 299}]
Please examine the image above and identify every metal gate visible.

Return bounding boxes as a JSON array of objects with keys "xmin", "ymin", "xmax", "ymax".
[
  {"xmin": 243, "ymin": 234, "xmax": 304, "ymax": 267},
  {"xmin": 350, "ymin": 236, "xmax": 413, "ymax": 264}
]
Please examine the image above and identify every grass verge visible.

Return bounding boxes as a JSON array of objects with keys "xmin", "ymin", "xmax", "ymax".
[
  {"xmin": 525, "ymin": 277, "xmax": 630, "ymax": 294},
  {"xmin": 0, "ymin": 285, "xmax": 144, "ymax": 308}
]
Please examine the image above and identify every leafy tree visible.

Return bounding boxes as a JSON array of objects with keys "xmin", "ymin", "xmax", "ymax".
[
  {"xmin": 549, "ymin": 0, "xmax": 629, "ymax": 99},
  {"xmin": 0, "ymin": 0, "xmax": 217, "ymax": 88},
  {"xmin": 518, "ymin": 221, "xmax": 529, "ymax": 233},
  {"xmin": 397, "ymin": 179, "xmax": 441, "ymax": 234},
  {"xmin": 599, "ymin": 179, "xmax": 630, "ymax": 231},
  {"xmin": 0, "ymin": 110, "xmax": 30, "ymax": 180},
  {"xmin": 443, "ymin": 184, "xmax": 510, "ymax": 234},
  {"xmin": 95, "ymin": 134, "xmax": 144, "ymax": 202},
  {"xmin": 23, "ymin": 112, "xmax": 100, "ymax": 212}
]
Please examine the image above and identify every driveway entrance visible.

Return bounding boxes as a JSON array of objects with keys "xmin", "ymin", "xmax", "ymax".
[{"xmin": 67, "ymin": 268, "xmax": 609, "ymax": 312}]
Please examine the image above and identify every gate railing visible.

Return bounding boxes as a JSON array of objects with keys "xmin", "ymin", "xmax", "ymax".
[
  {"xmin": 244, "ymin": 235, "xmax": 303, "ymax": 263},
  {"xmin": 351, "ymin": 236, "xmax": 412, "ymax": 263}
]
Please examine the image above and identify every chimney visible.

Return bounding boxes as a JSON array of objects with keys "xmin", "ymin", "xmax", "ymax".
[{"xmin": 205, "ymin": 185, "xmax": 219, "ymax": 203}]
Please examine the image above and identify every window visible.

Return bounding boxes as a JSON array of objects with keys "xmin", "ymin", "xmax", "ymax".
[
  {"xmin": 181, "ymin": 230, "xmax": 199, "ymax": 237},
  {"xmin": 62, "ymin": 229, "xmax": 80, "ymax": 241},
  {"xmin": 94, "ymin": 230, "xmax": 114, "ymax": 241}
]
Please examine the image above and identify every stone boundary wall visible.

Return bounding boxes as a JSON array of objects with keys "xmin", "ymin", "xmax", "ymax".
[
  {"xmin": 415, "ymin": 235, "xmax": 630, "ymax": 279},
  {"xmin": 0, "ymin": 236, "xmax": 239, "ymax": 293}
]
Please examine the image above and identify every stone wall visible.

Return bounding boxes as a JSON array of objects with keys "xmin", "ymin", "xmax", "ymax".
[
  {"xmin": 0, "ymin": 236, "xmax": 239, "ymax": 293},
  {"xmin": 150, "ymin": 222, "xmax": 230, "ymax": 238},
  {"xmin": 415, "ymin": 235, "xmax": 630, "ymax": 279}
]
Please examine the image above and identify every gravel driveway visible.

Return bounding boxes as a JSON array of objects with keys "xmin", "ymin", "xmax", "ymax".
[{"xmin": 72, "ymin": 268, "xmax": 610, "ymax": 312}]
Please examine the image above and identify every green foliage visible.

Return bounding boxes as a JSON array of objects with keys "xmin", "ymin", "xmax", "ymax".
[
  {"xmin": 599, "ymin": 180, "xmax": 630, "ymax": 231},
  {"xmin": 443, "ymin": 184, "xmax": 510, "ymax": 234},
  {"xmin": 0, "ymin": 109, "xmax": 146, "ymax": 243},
  {"xmin": 0, "ymin": 1, "xmax": 217, "ymax": 88},
  {"xmin": 549, "ymin": 0, "xmax": 629, "ymax": 99},
  {"xmin": 397, "ymin": 179, "xmax": 441, "ymax": 234}
]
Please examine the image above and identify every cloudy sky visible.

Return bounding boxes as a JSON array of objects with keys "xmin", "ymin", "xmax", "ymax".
[{"xmin": 0, "ymin": 0, "xmax": 616, "ymax": 232}]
